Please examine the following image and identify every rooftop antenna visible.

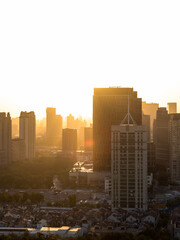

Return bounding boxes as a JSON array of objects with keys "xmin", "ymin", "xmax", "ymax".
[{"xmin": 121, "ymin": 95, "xmax": 137, "ymax": 125}]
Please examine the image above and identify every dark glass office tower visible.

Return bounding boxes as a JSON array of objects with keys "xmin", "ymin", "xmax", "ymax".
[
  {"xmin": 93, "ymin": 87, "xmax": 142, "ymax": 171},
  {"xmin": 153, "ymin": 107, "xmax": 169, "ymax": 169}
]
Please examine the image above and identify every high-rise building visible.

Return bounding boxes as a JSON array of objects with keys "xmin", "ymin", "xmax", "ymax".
[
  {"xmin": 19, "ymin": 111, "xmax": 36, "ymax": 159},
  {"xmin": 111, "ymin": 118, "xmax": 148, "ymax": 210},
  {"xmin": 12, "ymin": 117, "xmax": 19, "ymax": 138},
  {"xmin": 167, "ymin": 102, "xmax": 177, "ymax": 114},
  {"xmin": 147, "ymin": 142, "xmax": 156, "ymax": 173},
  {"xmin": 142, "ymin": 114, "xmax": 150, "ymax": 142},
  {"xmin": 62, "ymin": 128, "xmax": 77, "ymax": 152},
  {"xmin": 56, "ymin": 114, "xmax": 63, "ymax": 147},
  {"xmin": 169, "ymin": 114, "xmax": 180, "ymax": 182},
  {"xmin": 0, "ymin": 112, "xmax": 12, "ymax": 164},
  {"xmin": 46, "ymin": 108, "xmax": 63, "ymax": 147},
  {"xmin": 67, "ymin": 114, "xmax": 75, "ymax": 129},
  {"xmin": 142, "ymin": 102, "xmax": 159, "ymax": 140},
  {"xmin": 153, "ymin": 108, "xmax": 169, "ymax": 169},
  {"xmin": 93, "ymin": 87, "xmax": 142, "ymax": 171},
  {"xmin": 84, "ymin": 127, "xmax": 93, "ymax": 151},
  {"xmin": 46, "ymin": 108, "xmax": 56, "ymax": 139},
  {"xmin": 66, "ymin": 114, "xmax": 86, "ymax": 130},
  {"xmin": 66, "ymin": 115, "xmax": 87, "ymax": 150},
  {"xmin": 12, "ymin": 138, "xmax": 25, "ymax": 162}
]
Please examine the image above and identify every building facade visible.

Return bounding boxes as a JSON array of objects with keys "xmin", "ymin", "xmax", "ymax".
[
  {"xmin": 67, "ymin": 114, "xmax": 75, "ymax": 129},
  {"xmin": 153, "ymin": 108, "xmax": 169, "ymax": 169},
  {"xmin": 111, "ymin": 124, "xmax": 148, "ymax": 210},
  {"xmin": 142, "ymin": 101, "xmax": 159, "ymax": 140},
  {"xmin": 62, "ymin": 128, "xmax": 77, "ymax": 152},
  {"xmin": 169, "ymin": 114, "xmax": 180, "ymax": 182},
  {"xmin": 93, "ymin": 87, "xmax": 142, "ymax": 171},
  {"xmin": 167, "ymin": 102, "xmax": 177, "ymax": 114},
  {"xmin": 0, "ymin": 112, "xmax": 12, "ymax": 164},
  {"xmin": 46, "ymin": 108, "xmax": 63, "ymax": 147},
  {"xmin": 19, "ymin": 111, "xmax": 36, "ymax": 159},
  {"xmin": 147, "ymin": 142, "xmax": 156, "ymax": 174},
  {"xmin": 12, "ymin": 138, "xmax": 26, "ymax": 162},
  {"xmin": 142, "ymin": 113, "xmax": 151, "ymax": 142}
]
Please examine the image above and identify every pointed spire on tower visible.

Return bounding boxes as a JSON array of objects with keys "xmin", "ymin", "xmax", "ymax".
[{"xmin": 121, "ymin": 95, "xmax": 137, "ymax": 125}]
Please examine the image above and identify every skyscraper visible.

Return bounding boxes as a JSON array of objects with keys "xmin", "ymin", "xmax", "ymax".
[
  {"xmin": 142, "ymin": 101, "xmax": 159, "ymax": 139},
  {"xmin": 167, "ymin": 102, "xmax": 177, "ymax": 114},
  {"xmin": 142, "ymin": 113, "xmax": 150, "ymax": 142},
  {"xmin": 46, "ymin": 108, "xmax": 63, "ymax": 147},
  {"xmin": 12, "ymin": 138, "xmax": 25, "ymax": 162},
  {"xmin": 0, "ymin": 112, "xmax": 12, "ymax": 164},
  {"xmin": 93, "ymin": 87, "xmax": 142, "ymax": 171},
  {"xmin": 67, "ymin": 114, "xmax": 75, "ymax": 129},
  {"xmin": 46, "ymin": 107, "xmax": 56, "ymax": 140},
  {"xmin": 111, "ymin": 114, "xmax": 148, "ymax": 210},
  {"xmin": 56, "ymin": 114, "xmax": 63, "ymax": 147},
  {"xmin": 19, "ymin": 111, "xmax": 36, "ymax": 159},
  {"xmin": 62, "ymin": 128, "xmax": 77, "ymax": 152},
  {"xmin": 153, "ymin": 108, "xmax": 169, "ymax": 169},
  {"xmin": 169, "ymin": 114, "xmax": 180, "ymax": 182}
]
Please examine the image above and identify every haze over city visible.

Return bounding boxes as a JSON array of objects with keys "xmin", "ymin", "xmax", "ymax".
[
  {"xmin": 0, "ymin": 0, "xmax": 180, "ymax": 119},
  {"xmin": 1, "ymin": 1, "xmax": 180, "ymax": 239}
]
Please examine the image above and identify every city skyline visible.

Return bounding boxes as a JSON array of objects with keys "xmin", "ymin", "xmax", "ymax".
[
  {"xmin": 0, "ymin": 1, "xmax": 180, "ymax": 237},
  {"xmin": 0, "ymin": 91, "xmax": 179, "ymax": 120},
  {"xmin": 0, "ymin": 92, "xmax": 179, "ymax": 120},
  {"xmin": 0, "ymin": 1, "xmax": 180, "ymax": 119}
]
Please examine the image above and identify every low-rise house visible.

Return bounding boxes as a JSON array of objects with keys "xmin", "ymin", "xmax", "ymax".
[
  {"xmin": 66, "ymin": 227, "xmax": 83, "ymax": 238},
  {"xmin": 142, "ymin": 210, "xmax": 159, "ymax": 227},
  {"xmin": 126, "ymin": 215, "xmax": 140, "ymax": 223}
]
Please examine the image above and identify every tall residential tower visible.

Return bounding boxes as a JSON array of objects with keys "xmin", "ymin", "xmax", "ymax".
[
  {"xmin": 169, "ymin": 114, "xmax": 180, "ymax": 182},
  {"xmin": 19, "ymin": 111, "xmax": 36, "ymax": 159},
  {"xmin": 46, "ymin": 108, "xmax": 63, "ymax": 147},
  {"xmin": 0, "ymin": 113, "xmax": 12, "ymax": 164},
  {"xmin": 111, "ymin": 122, "xmax": 148, "ymax": 210}
]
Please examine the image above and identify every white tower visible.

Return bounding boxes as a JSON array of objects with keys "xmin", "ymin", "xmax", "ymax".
[{"xmin": 111, "ymin": 96, "xmax": 148, "ymax": 210}]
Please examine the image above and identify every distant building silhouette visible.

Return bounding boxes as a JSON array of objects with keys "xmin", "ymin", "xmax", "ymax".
[
  {"xmin": 93, "ymin": 87, "xmax": 142, "ymax": 171},
  {"xmin": 142, "ymin": 113, "xmax": 150, "ymax": 142},
  {"xmin": 66, "ymin": 114, "xmax": 87, "ymax": 150},
  {"xmin": 56, "ymin": 114, "xmax": 63, "ymax": 147},
  {"xmin": 12, "ymin": 138, "xmax": 25, "ymax": 162},
  {"xmin": 46, "ymin": 108, "xmax": 56, "ymax": 138},
  {"xmin": 142, "ymin": 101, "xmax": 159, "ymax": 140},
  {"xmin": 46, "ymin": 108, "xmax": 63, "ymax": 147},
  {"xmin": 62, "ymin": 128, "xmax": 77, "ymax": 152},
  {"xmin": 167, "ymin": 102, "xmax": 177, "ymax": 114},
  {"xmin": 67, "ymin": 114, "xmax": 75, "ymax": 129},
  {"xmin": 36, "ymin": 118, "xmax": 46, "ymax": 137},
  {"xmin": 0, "ymin": 112, "xmax": 11, "ymax": 164},
  {"xmin": 19, "ymin": 111, "xmax": 36, "ymax": 159},
  {"xmin": 153, "ymin": 108, "xmax": 169, "ymax": 169},
  {"xmin": 169, "ymin": 114, "xmax": 180, "ymax": 182}
]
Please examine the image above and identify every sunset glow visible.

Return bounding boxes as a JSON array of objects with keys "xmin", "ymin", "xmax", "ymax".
[{"xmin": 0, "ymin": 0, "xmax": 180, "ymax": 119}]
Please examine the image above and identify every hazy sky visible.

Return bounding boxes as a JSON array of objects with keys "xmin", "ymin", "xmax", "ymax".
[{"xmin": 0, "ymin": 0, "xmax": 180, "ymax": 119}]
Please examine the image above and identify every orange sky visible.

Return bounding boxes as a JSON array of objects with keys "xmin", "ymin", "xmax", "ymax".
[{"xmin": 0, "ymin": 1, "xmax": 180, "ymax": 119}]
